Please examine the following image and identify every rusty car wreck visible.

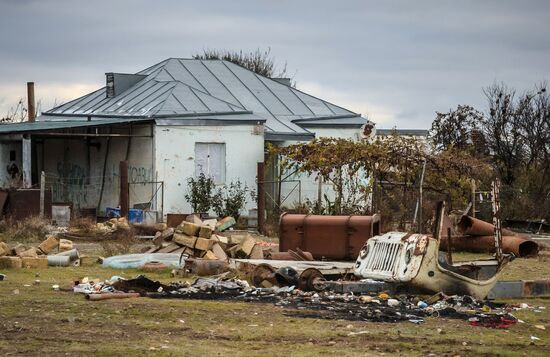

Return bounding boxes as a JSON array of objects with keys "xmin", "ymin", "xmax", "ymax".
[{"xmin": 354, "ymin": 182, "xmax": 514, "ymax": 299}]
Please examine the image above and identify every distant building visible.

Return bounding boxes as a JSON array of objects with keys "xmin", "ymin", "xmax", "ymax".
[{"xmin": 0, "ymin": 58, "xmax": 372, "ymax": 218}]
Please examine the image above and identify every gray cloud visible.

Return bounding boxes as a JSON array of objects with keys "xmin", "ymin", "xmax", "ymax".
[{"xmin": 0, "ymin": 0, "xmax": 548, "ymax": 127}]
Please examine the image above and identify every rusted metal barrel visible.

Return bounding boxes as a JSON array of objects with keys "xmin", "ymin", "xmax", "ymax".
[{"xmin": 279, "ymin": 213, "xmax": 381, "ymax": 260}]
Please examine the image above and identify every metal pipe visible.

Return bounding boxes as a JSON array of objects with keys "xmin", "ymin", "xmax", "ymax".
[
  {"xmin": 257, "ymin": 162, "xmax": 265, "ymax": 235},
  {"xmin": 120, "ymin": 161, "xmax": 129, "ymax": 218},
  {"xmin": 47, "ymin": 255, "xmax": 71, "ymax": 267},
  {"xmin": 86, "ymin": 292, "xmax": 140, "ymax": 301}
]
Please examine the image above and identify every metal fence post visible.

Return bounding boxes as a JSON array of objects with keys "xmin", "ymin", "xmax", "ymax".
[{"xmin": 257, "ymin": 162, "xmax": 265, "ymax": 235}]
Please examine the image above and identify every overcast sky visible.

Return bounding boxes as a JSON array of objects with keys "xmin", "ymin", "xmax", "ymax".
[{"xmin": 0, "ymin": 0, "xmax": 548, "ymax": 128}]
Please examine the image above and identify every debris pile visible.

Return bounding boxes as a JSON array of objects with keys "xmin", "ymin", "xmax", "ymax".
[
  {"xmin": 148, "ymin": 275, "xmax": 519, "ymax": 327},
  {"xmin": 0, "ymin": 235, "xmax": 79, "ymax": 268},
  {"xmin": 62, "ymin": 217, "xmax": 132, "ymax": 240},
  {"xmin": 146, "ymin": 215, "xmax": 266, "ymax": 261}
]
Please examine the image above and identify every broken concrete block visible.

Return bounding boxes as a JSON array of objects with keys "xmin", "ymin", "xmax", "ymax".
[
  {"xmin": 198, "ymin": 226, "xmax": 213, "ymax": 239},
  {"xmin": 0, "ymin": 242, "xmax": 9, "ymax": 257},
  {"xmin": 58, "ymin": 239, "xmax": 73, "ymax": 252},
  {"xmin": 172, "ymin": 233, "xmax": 197, "ymax": 248},
  {"xmin": 226, "ymin": 245, "xmax": 240, "ymax": 258},
  {"xmin": 18, "ymin": 248, "xmax": 38, "ymax": 258},
  {"xmin": 152, "ymin": 231, "xmax": 163, "ymax": 246},
  {"xmin": 179, "ymin": 222, "xmax": 201, "ymax": 237},
  {"xmin": 249, "ymin": 244, "xmax": 264, "ymax": 259},
  {"xmin": 172, "ymin": 247, "xmax": 185, "ymax": 255},
  {"xmin": 157, "ymin": 243, "xmax": 182, "ymax": 253},
  {"xmin": 203, "ymin": 250, "xmax": 218, "ymax": 260},
  {"xmin": 185, "ymin": 214, "xmax": 203, "ymax": 225},
  {"xmin": 229, "ymin": 234, "xmax": 247, "ymax": 245},
  {"xmin": 0, "ymin": 256, "xmax": 22, "ymax": 269},
  {"xmin": 202, "ymin": 219, "xmax": 217, "ymax": 230},
  {"xmin": 211, "ymin": 243, "xmax": 228, "ymax": 260},
  {"xmin": 153, "ymin": 227, "xmax": 175, "ymax": 246},
  {"xmin": 21, "ymin": 257, "xmax": 48, "ymax": 269},
  {"xmin": 38, "ymin": 235, "xmax": 59, "ymax": 254},
  {"xmin": 216, "ymin": 216, "xmax": 236, "ymax": 232},
  {"xmin": 12, "ymin": 244, "xmax": 27, "ymax": 256},
  {"xmin": 239, "ymin": 236, "xmax": 256, "ymax": 257},
  {"xmin": 195, "ymin": 237, "xmax": 214, "ymax": 251},
  {"xmin": 79, "ymin": 255, "xmax": 100, "ymax": 266}
]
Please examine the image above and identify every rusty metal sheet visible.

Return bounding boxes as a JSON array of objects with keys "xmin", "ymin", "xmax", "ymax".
[
  {"xmin": 7, "ymin": 189, "xmax": 52, "ymax": 220},
  {"xmin": 279, "ymin": 213, "xmax": 381, "ymax": 260}
]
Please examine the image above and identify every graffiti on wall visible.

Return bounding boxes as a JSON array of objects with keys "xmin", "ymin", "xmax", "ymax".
[{"xmin": 53, "ymin": 161, "xmax": 91, "ymax": 207}]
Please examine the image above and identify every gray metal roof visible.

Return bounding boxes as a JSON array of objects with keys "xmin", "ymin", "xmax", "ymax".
[
  {"xmin": 42, "ymin": 58, "xmax": 371, "ymax": 139},
  {"xmin": 0, "ymin": 118, "xmax": 150, "ymax": 134}
]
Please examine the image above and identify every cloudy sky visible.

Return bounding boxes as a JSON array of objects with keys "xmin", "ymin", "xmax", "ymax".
[{"xmin": 0, "ymin": 0, "xmax": 548, "ymax": 128}]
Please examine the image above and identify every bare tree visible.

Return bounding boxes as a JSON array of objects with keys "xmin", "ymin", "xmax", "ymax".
[{"xmin": 192, "ymin": 47, "xmax": 293, "ymax": 81}]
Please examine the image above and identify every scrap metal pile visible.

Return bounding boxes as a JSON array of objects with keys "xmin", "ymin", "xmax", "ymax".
[
  {"xmin": 0, "ymin": 235, "xmax": 79, "ymax": 268},
  {"xmin": 77, "ymin": 274, "xmax": 521, "ymax": 327}
]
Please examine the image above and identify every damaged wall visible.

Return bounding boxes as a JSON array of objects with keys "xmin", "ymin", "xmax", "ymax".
[
  {"xmin": 0, "ymin": 140, "xmax": 23, "ymax": 188},
  {"xmin": 40, "ymin": 124, "xmax": 154, "ymax": 214},
  {"xmin": 154, "ymin": 124, "xmax": 264, "ymax": 217}
]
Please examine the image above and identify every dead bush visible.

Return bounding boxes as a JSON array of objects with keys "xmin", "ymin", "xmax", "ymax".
[
  {"xmin": 99, "ymin": 229, "xmax": 138, "ymax": 257},
  {"xmin": 0, "ymin": 216, "xmax": 51, "ymax": 243}
]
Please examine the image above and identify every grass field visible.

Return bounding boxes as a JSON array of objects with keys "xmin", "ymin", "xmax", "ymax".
[{"xmin": 1, "ymin": 264, "xmax": 549, "ymax": 356}]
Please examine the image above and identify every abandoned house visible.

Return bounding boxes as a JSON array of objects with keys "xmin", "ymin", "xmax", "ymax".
[{"xmin": 0, "ymin": 58, "xmax": 372, "ymax": 220}]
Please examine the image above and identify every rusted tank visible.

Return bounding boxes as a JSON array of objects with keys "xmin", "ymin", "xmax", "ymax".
[{"xmin": 279, "ymin": 213, "xmax": 381, "ymax": 260}]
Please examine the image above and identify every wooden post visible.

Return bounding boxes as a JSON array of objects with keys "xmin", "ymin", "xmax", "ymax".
[
  {"xmin": 446, "ymin": 227, "xmax": 453, "ymax": 265},
  {"xmin": 257, "ymin": 162, "xmax": 265, "ymax": 235},
  {"xmin": 39, "ymin": 171, "xmax": 45, "ymax": 218},
  {"xmin": 317, "ymin": 175, "xmax": 322, "ymax": 213},
  {"xmin": 471, "ymin": 179, "xmax": 476, "ymax": 218},
  {"xmin": 119, "ymin": 161, "xmax": 129, "ymax": 218}
]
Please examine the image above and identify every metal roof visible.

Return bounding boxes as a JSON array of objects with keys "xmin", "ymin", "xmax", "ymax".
[
  {"xmin": 0, "ymin": 118, "xmax": 151, "ymax": 134},
  {"xmin": 42, "ymin": 58, "xmax": 371, "ymax": 139}
]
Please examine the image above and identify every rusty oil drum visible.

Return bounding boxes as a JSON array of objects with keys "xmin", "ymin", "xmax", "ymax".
[{"xmin": 279, "ymin": 213, "xmax": 381, "ymax": 260}]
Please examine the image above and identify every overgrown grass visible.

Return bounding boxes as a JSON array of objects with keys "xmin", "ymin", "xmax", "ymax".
[
  {"xmin": 0, "ymin": 216, "xmax": 50, "ymax": 243},
  {"xmin": 0, "ymin": 266, "xmax": 548, "ymax": 356}
]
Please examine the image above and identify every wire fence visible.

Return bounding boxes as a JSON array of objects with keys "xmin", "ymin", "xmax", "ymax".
[{"xmin": 43, "ymin": 172, "xmax": 163, "ymax": 219}]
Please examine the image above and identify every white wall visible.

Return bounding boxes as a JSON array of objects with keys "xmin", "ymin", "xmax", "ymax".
[
  {"xmin": 41, "ymin": 124, "xmax": 153, "ymax": 214},
  {"xmin": 0, "ymin": 141, "xmax": 22, "ymax": 188},
  {"xmin": 154, "ymin": 124, "xmax": 264, "ymax": 217},
  {"xmin": 277, "ymin": 126, "xmax": 365, "ymax": 209}
]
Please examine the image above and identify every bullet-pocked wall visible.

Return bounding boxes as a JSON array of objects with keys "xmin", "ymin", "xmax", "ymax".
[
  {"xmin": 39, "ymin": 124, "xmax": 154, "ymax": 214},
  {"xmin": 154, "ymin": 124, "xmax": 264, "ymax": 217}
]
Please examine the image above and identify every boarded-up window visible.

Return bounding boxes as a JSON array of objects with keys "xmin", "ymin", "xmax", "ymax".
[{"xmin": 195, "ymin": 143, "xmax": 226, "ymax": 184}]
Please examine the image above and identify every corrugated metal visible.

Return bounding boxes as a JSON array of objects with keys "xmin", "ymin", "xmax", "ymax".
[
  {"xmin": 42, "ymin": 58, "xmax": 371, "ymax": 138},
  {"xmin": 0, "ymin": 118, "xmax": 150, "ymax": 134}
]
